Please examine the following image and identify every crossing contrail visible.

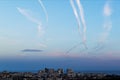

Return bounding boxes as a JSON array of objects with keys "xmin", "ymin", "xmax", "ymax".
[
  {"xmin": 66, "ymin": 0, "xmax": 87, "ymax": 54},
  {"xmin": 38, "ymin": 0, "xmax": 48, "ymax": 22}
]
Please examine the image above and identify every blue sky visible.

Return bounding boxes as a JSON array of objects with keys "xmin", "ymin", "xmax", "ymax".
[{"xmin": 0, "ymin": 0, "xmax": 120, "ymax": 71}]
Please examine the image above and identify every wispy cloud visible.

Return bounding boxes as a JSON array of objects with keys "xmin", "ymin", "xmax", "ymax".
[
  {"xmin": 104, "ymin": 2, "xmax": 112, "ymax": 16},
  {"xmin": 21, "ymin": 49, "xmax": 43, "ymax": 52},
  {"xmin": 100, "ymin": 1, "xmax": 112, "ymax": 43},
  {"xmin": 93, "ymin": 1, "xmax": 112, "ymax": 52}
]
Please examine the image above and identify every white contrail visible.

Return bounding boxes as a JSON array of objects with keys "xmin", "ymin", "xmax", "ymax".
[
  {"xmin": 38, "ymin": 0, "xmax": 48, "ymax": 22},
  {"xmin": 70, "ymin": 0, "xmax": 82, "ymax": 36},
  {"xmin": 17, "ymin": 7, "xmax": 44, "ymax": 37},
  {"xmin": 66, "ymin": 0, "xmax": 87, "ymax": 54},
  {"xmin": 67, "ymin": 0, "xmax": 82, "ymax": 54},
  {"xmin": 76, "ymin": 0, "xmax": 87, "ymax": 49},
  {"xmin": 17, "ymin": 7, "xmax": 41, "ymax": 25}
]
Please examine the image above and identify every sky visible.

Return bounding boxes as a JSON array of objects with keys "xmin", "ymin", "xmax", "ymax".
[{"xmin": 0, "ymin": 0, "xmax": 120, "ymax": 71}]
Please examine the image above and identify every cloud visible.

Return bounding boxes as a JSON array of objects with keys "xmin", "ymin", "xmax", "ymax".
[
  {"xmin": 93, "ymin": 1, "xmax": 112, "ymax": 52},
  {"xmin": 21, "ymin": 49, "xmax": 43, "ymax": 52},
  {"xmin": 104, "ymin": 2, "xmax": 112, "ymax": 16},
  {"xmin": 100, "ymin": 1, "xmax": 112, "ymax": 43},
  {"xmin": 38, "ymin": 25, "xmax": 44, "ymax": 37}
]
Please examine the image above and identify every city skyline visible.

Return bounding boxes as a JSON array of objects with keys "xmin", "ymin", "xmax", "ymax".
[{"xmin": 0, "ymin": 0, "xmax": 120, "ymax": 71}]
